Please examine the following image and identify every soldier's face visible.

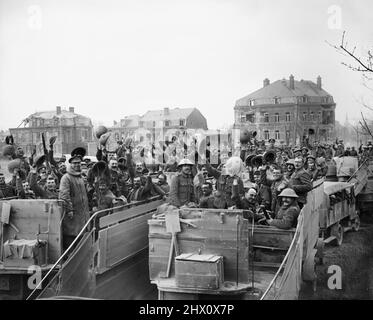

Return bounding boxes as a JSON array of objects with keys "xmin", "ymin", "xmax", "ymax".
[
  {"xmin": 71, "ymin": 160, "xmax": 81, "ymax": 172},
  {"xmin": 245, "ymin": 191, "xmax": 256, "ymax": 203},
  {"xmin": 294, "ymin": 158, "xmax": 303, "ymax": 170},
  {"xmin": 253, "ymin": 174, "xmax": 261, "ymax": 184},
  {"xmin": 287, "ymin": 164, "xmax": 295, "ymax": 172},
  {"xmin": 201, "ymin": 184, "xmax": 212, "ymax": 196},
  {"xmin": 109, "ymin": 160, "xmax": 118, "ymax": 170},
  {"xmin": 307, "ymin": 159, "xmax": 315, "ymax": 169},
  {"xmin": 181, "ymin": 165, "xmax": 191, "ymax": 175},
  {"xmin": 0, "ymin": 175, "xmax": 5, "ymax": 185},
  {"xmin": 16, "ymin": 147, "xmax": 24, "ymax": 157},
  {"xmin": 281, "ymin": 197, "xmax": 293, "ymax": 208},
  {"xmin": 58, "ymin": 163, "xmax": 66, "ymax": 173},
  {"xmin": 158, "ymin": 175, "xmax": 166, "ymax": 185},
  {"xmin": 39, "ymin": 169, "xmax": 47, "ymax": 180},
  {"xmin": 46, "ymin": 179, "xmax": 56, "ymax": 191},
  {"xmin": 22, "ymin": 181, "xmax": 30, "ymax": 192},
  {"xmin": 135, "ymin": 163, "xmax": 143, "ymax": 173},
  {"xmin": 134, "ymin": 177, "xmax": 141, "ymax": 188},
  {"xmin": 273, "ymin": 169, "xmax": 282, "ymax": 181},
  {"xmin": 99, "ymin": 182, "xmax": 108, "ymax": 192}
]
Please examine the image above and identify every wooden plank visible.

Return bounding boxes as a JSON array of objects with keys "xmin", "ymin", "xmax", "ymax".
[
  {"xmin": 97, "ymin": 229, "xmax": 108, "ymax": 274},
  {"xmin": 4, "ymin": 200, "xmax": 62, "ymax": 264},
  {"xmin": 104, "ymin": 211, "xmax": 154, "ymax": 268},
  {"xmin": 99, "ymin": 199, "xmax": 164, "ymax": 228}
]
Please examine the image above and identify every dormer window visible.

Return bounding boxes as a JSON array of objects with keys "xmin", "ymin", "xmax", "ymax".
[
  {"xmin": 301, "ymin": 96, "xmax": 308, "ymax": 103},
  {"xmin": 302, "ymin": 112, "xmax": 307, "ymax": 121},
  {"xmin": 274, "ymin": 97, "xmax": 280, "ymax": 104},
  {"xmin": 164, "ymin": 120, "xmax": 170, "ymax": 127},
  {"xmin": 179, "ymin": 119, "xmax": 185, "ymax": 126},
  {"xmin": 249, "ymin": 100, "xmax": 255, "ymax": 106}
]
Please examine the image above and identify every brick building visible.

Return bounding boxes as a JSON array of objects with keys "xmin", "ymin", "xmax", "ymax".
[
  {"xmin": 108, "ymin": 107, "xmax": 208, "ymax": 145},
  {"xmin": 9, "ymin": 106, "xmax": 94, "ymax": 156},
  {"xmin": 234, "ymin": 75, "xmax": 336, "ymax": 145}
]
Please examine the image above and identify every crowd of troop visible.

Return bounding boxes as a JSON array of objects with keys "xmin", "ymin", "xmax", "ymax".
[{"xmin": 1, "ymin": 132, "xmax": 373, "ymax": 249}]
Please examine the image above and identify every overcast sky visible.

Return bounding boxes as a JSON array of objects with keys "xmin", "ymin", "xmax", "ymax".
[{"xmin": 1, "ymin": 0, "xmax": 372, "ymax": 130}]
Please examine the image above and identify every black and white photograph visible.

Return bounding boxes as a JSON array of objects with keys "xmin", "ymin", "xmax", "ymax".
[{"xmin": 0, "ymin": 0, "xmax": 373, "ymax": 307}]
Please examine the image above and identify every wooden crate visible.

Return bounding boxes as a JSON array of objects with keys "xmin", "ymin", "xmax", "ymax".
[{"xmin": 175, "ymin": 254, "xmax": 224, "ymax": 290}]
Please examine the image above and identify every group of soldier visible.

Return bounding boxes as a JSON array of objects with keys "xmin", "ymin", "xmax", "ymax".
[{"xmin": 1, "ymin": 133, "xmax": 373, "ymax": 249}]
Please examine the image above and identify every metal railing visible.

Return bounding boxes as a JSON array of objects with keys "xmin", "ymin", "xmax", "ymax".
[{"xmin": 26, "ymin": 195, "xmax": 163, "ymax": 300}]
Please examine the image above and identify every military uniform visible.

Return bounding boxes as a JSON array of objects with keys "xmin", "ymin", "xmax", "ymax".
[
  {"xmin": 288, "ymin": 168, "xmax": 312, "ymax": 206},
  {"xmin": 168, "ymin": 172, "xmax": 195, "ymax": 207},
  {"xmin": 269, "ymin": 203, "xmax": 300, "ymax": 229}
]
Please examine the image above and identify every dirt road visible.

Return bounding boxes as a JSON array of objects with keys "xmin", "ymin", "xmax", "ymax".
[{"xmin": 300, "ymin": 215, "xmax": 373, "ymax": 300}]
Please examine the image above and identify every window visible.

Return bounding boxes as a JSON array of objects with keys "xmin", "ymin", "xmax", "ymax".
[
  {"xmin": 310, "ymin": 112, "xmax": 314, "ymax": 121},
  {"xmin": 179, "ymin": 119, "xmax": 185, "ymax": 126},
  {"xmin": 302, "ymin": 112, "xmax": 307, "ymax": 121},
  {"xmin": 264, "ymin": 131, "xmax": 269, "ymax": 140},
  {"xmin": 285, "ymin": 112, "xmax": 291, "ymax": 122},
  {"xmin": 275, "ymin": 130, "xmax": 280, "ymax": 140},
  {"xmin": 164, "ymin": 120, "xmax": 170, "ymax": 127},
  {"xmin": 274, "ymin": 97, "xmax": 280, "ymax": 104},
  {"xmin": 264, "ymin": 113, "xmax": 269, "ymax": 123},
  {"xmin": 318, "ymin": 111, "xmax": 322, "ymax": 121},
  {"xmin": 240, "ymin": 114, "xmax": 246, "ymax": 123},
  {"xmin": 274, "ymin": 113, "xmax": 280, "ymax": 122},
  {"xmin": 301, "ymin": 96, "xmax": 308, "ymax": 103},
  {"xmin": 286, "ymin": 130, "xmax": 290, "ymax": 140},
  {"xmin": 153, "ymin": 121, "xmax": 156, "ymax": 127},
  {"xmin": 139, "ymin": 121, "xmax": 144, "ymax": 127},
  {"xmin": 249, "ymin": 100, "xmax": 255, "ymax": 106},
  {"xmin": 246, "ymin": 114, "xmax": 255, "ymax": 123}
]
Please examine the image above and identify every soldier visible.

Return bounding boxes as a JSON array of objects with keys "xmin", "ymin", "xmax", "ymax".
[
  {"xmin": 350, "ymin": 146, "xmax": 358, "ymax": 157},
  {"xmin": 287, "ymin": 157, "xmax": 312, "ymax": 209},
  {"xmin": 127, "ymin": 174, "xmax": 153, "ymax": 202},
  {"xmin": 252, "ymin": 170, "xmax": 271, "ymax": 210},
  {"xmin": 157, "ymin": 173, "xmax": 170, "ymax": 194},
  {"xmin": 59, "ymin": 148, "xmax": 90, "ymax": 251},
  {"xmin": 204, "ymin": 157, "xmax": 245, "ymax": 208},
  {"xmin": 305, "ymin": 155, "xmax": 323, "ymax": 181},
  {"xmin": 266, "ymin": 188, "xmax": 300, "ymax": 230},
  {"xmin": 198, "ymin": 182, "xmax": 216, "ymax": 209},
  {"xmin": 168, "ymin": 159, "xmax": 196, "ymax": 207},
  {"xmin": 284, "ymin": 159, "xmax": 296, "ymax": 180},
  {"xmin": 0, "ymin": 173, "xmax": 15, "ymax": 199}
]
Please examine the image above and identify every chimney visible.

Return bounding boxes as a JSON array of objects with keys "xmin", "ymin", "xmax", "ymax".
[
  {"xmin": 317, "ymin": 76, "xmax": 322, "ymax": 89},
  {"xmin": 56, "ymin": 106, "xmax": 61, "ymax": 115},
  {"xmin": 263, "ymin": 78, "xmax": 270, "ymax": 87},
  {"xmin": 289, "ymin": 75, "xmax": 295, "ymax": 90},
  {"xmin": 164, "ymin": 107, "xmax": 170, "ymax": 116},
  {"xmin": 69, "ymin": 107, "xmax": 75, "ymax": 113}
]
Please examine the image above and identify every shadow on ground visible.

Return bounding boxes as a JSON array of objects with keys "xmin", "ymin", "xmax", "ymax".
[{"xmin": 300, "ymin": 214, "xmax": 373, "ymax": 300}]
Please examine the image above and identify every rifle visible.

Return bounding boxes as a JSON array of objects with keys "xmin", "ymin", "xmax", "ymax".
[{"xmin": 42, "ymin": 133, "xmax": 51, "ymax": 173}]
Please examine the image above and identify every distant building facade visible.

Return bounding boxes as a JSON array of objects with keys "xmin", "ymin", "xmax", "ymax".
[
  {"xmin": 234, "ymin": 75, "xmax": 336, "ymax": 145},
  {"xmin": 109, "ymin": 107, "xmax": 208, "ymax": 145},
  {"xmin": 9, "ymin": 106, "xmax": 94, "ymax": 156}
]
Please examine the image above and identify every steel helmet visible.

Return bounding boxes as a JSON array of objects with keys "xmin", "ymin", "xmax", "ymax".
[
  {"xmin": 177, "ymin": 158, "xmax": 194, "ymax": 167},
  {"xmin": 278, "ymin": 188, "xmax": 299, "ymax": 198}
]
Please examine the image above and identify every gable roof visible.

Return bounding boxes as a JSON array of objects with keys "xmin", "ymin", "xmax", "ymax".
[
  {"xmin": 141, "ymin": 108, "xmax": 195, "ymax": 121},
  {"xmin": 235, "ymin": 79, "xmax": 333, "ymax": 107},
  {"xmin": 29, "ymin": 110, "xmax": 89, "ymax": 120}
]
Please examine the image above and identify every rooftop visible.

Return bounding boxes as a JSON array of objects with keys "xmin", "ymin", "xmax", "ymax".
[{"xmin": 235, "ymin": 76, "xmax": 334, "ymax": 107}]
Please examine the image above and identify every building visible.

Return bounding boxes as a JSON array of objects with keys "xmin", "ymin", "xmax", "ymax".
[
  {"xmin": 9, "ymin": 106, "xmax": 94, "ymax": 156},
  {"xmin": 109, "ymin": 107, "xmax": 208, "ymax": 144},
  {"xmin": 234, "ymin": 75, "xmax": 336, "ymax": 145}
]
